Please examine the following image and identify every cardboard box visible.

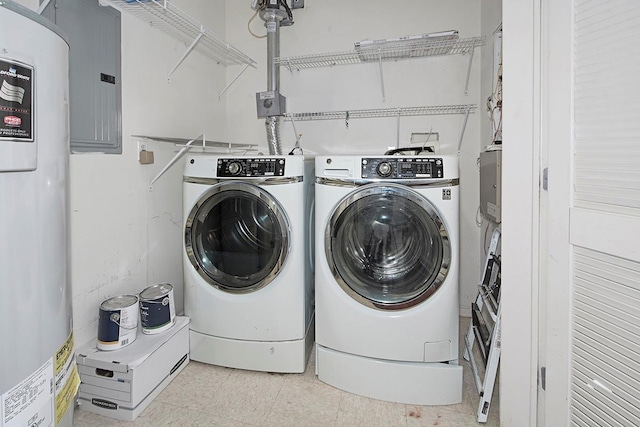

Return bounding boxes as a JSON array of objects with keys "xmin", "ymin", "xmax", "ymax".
[{"xmin": 76, "ymin": 316, "xmax": 190, "ymax": 421}]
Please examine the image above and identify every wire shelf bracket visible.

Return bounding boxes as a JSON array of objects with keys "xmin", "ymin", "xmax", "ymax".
[{"xmin": 100, "ymin": 0, "xmax": 257, "ymax": 84}]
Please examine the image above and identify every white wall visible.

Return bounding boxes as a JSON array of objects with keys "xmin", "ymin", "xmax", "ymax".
[
  {"xmin": 19, "ymin": 0, "xmax": 229, "ymax": 347},
  {"xmin": 224, "ymin": 0, "xmax": 483, "ymax": 316},
  {"xmin": 73, "ymin": 0, "xmax": 230, "ymax": 347}
]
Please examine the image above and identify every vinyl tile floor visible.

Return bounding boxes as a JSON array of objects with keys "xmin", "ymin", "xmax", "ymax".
[{"xmin": 73, "ymin": 317, "xmax": 499, "ymax": 426}]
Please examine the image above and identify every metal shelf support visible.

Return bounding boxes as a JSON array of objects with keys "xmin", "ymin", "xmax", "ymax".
[
  {"xmin": 167, "ymin": 30, "xmax": 204, "ymax": 81},
  {"xmin": 457, "ymin": 109, "xmax": 471, "ymax": 155},
  {"xmin": 378, "ymin": 53, "xmax": 386, "ymax": 102},
  {"xmin": 149, "ymin": 134, "xmax": 201, "ymax": 190},
  {"xmin": 464, "ymin": 45, "xmax": 476, "ymax": 95},
  {"xmin": 219, "ymin": 63, "xmax": 252, "ymax": 98}
]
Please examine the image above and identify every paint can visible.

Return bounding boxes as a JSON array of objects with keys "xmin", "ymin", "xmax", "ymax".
[
  {"xmin": 97, "ymin": 295, "xmax": 139, "ymax": 351},
  {"xmin": 139, "ymin": 283, "xmax": 175, "ymax": 335}
]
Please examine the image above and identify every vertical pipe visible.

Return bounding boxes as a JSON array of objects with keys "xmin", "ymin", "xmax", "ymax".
[
  {"xmin": 264, "ymin": 11, "xmax": 283, "ymax": 155},
  {"xmin": 266, "ymin": 13, "xmax": 280, "ymax": 92}
]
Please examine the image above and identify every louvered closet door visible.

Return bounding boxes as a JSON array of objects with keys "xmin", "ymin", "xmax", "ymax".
[
  {"xmin": 547, "ymin": 1, "xmax": 640, "ymax": 425},
  {"xmin": 570, "ymin": 2, "xmax": 640, "ymax": 424}
]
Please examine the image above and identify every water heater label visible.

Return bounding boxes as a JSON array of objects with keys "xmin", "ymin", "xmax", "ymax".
[
  {"xmin": 1, "ymin": 358, "xmax": 54, "ymax": 427},
  {"xmin": 0, "ymin": 58, "xmax": 33, "ymax": 142}
]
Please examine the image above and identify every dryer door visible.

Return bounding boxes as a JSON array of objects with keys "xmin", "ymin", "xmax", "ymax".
[
  {"xmin": 185, "ymin": 181, "xmax": 290, "ymax": 292},
  {"xmin": 326, "ymin": 183, "xmax": 451, "ymax": 310}
]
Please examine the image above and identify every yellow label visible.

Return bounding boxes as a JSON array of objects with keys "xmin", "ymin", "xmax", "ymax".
[
  {"xmin": 54, "ymin": 332, "xmax": 81, "ymax": 425},
  {"xmin": 54, "ymin": 331, "xmax": 74, "ymax": 375},
  {"xmin": 55, "ymin": 364, "xmax": 80, "ymax": 425}
]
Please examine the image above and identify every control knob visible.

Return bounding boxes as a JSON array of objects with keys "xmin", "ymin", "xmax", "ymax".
[
  {"xmin": 228, "ymin": 161, "xmax": 242, "ymax": 175},
  {"xmin": 376, "ymin": 161, "xmax": 393, "ymax": 177}
]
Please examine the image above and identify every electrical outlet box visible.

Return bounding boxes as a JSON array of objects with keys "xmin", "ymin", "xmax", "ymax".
[
  {"xmin": 139, "ymin": 150, "xmax": 154, "ymax": 164},
  {"xmin": 256, "ymin": 90, "xmax": 286, "ymax": 118},
  {"xmin": 479, "ymin": 148, "xmax": 502, "ymax": 223}
]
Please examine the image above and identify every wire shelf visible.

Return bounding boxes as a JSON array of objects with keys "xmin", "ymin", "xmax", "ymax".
[
  {"xmin": 133, "ymin": 135, "xmax": 258, "ymax": 150},
  {"xmin": 102, "ymin": 0, "xmax": 256, "ymax": 67},
  {"xmin": 275, "ymin": 36, "xmax": 484, "ymax": 71},
  {"xmin": 284, "ymin": 104, "xmax": 476, "ymax": 122},
  {"xmin": 135, "ymin": 134, "xmax": 258, "ymax": 189}
]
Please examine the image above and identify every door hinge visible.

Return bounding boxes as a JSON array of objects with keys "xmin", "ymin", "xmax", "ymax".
[
  {"xmin": 540, "ymin": 366, "xmax": 546, "ymax": 390},
  {"xmin": 542, "ymin": 167, "xmax": 549, "ymax": 191}
]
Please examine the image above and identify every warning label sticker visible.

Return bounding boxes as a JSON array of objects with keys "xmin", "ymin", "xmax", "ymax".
[{"xmin": 0, "ymin": 58, "xmax": 33, "ymax": 142}]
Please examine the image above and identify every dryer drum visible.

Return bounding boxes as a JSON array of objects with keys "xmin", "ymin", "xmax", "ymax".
[{"xmin": 186, "ymin": 182, "xmax": 290, "ymax": 293}]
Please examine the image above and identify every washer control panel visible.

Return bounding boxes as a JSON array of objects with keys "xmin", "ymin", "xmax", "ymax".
[
  {"xmin": 361, "ymin": 157, "xmax": 444, "ymax": 179},
  {"xmin": 217, "ymin": 158, "xmax": 285, "ymax": 177}
]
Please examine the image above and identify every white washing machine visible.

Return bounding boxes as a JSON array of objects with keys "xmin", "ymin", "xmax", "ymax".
[
  {"xmin": 315, "ymin": 155, "xmax": 462, "ymax": 405},
  {"xmin": 183, "ymin": 155, "xmax": 314, "ymax": 373}
]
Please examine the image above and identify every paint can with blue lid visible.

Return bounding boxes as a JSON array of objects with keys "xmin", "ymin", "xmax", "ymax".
[
  {"xmin": 97, "ymin": 295, "xmax": 139, "ymax": 351},
  {"xmin": 139, "ymin": 283, "xmax": 175, "ymax": 334}
]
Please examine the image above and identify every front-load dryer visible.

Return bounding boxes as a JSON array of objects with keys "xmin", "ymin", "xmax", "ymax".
[
  {"xmin": 183, "ymin": 155, "xmax": 314, "ymax": 373},
  {"xmin": 315, "ymin": 155, "xmax": 462, "ymax": 405}
]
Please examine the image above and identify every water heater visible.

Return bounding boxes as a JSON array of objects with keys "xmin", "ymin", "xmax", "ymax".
[{"xmin": 0, "ymin": 2, "xmax": 77, "ymax": 426}]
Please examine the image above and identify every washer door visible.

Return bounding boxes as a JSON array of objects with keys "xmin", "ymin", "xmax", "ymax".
[
  {"xmin": 185, "ymin": 181, "xmax": 290, "ymax": 292},
  {"xmin": 326, "ymin": 183, "xmax": 451, "ymax": 310}
]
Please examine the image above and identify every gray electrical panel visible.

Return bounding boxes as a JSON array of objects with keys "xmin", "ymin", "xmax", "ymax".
[
  {"xmin": 41, "ymin": 0, "xmax": 122, "ymax": 154},
  {"xmin": 479, "ymin": 148, "xmax": 502, "ymax": 223}
]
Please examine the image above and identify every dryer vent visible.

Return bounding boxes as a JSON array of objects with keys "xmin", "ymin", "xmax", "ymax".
[{"xmin": 255, "ymin": 0, "xmax": 295, "ymax": 155}]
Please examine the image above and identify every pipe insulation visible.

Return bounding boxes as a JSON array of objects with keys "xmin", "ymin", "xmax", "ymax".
[{"xmin": 265, "ymin": 116, "xmax": 282, "ymax": 155}]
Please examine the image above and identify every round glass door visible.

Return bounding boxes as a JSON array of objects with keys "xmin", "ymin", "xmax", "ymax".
[
  {"xmin": 326, "ymin": 184, "xmax": 450, "ymax": 310},
  {"xmin": 185, "ymin": 182, "xmax": 290, "ymax": 292}
]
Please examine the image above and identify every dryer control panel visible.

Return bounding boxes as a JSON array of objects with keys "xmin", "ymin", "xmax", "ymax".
[
  {"xmin": 217, "ymin": 158, "xmax": 286, "ymax": 177},
  {"xmin": 361, "ymin": 157, "xmax": 444, "ymax": 179}
]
